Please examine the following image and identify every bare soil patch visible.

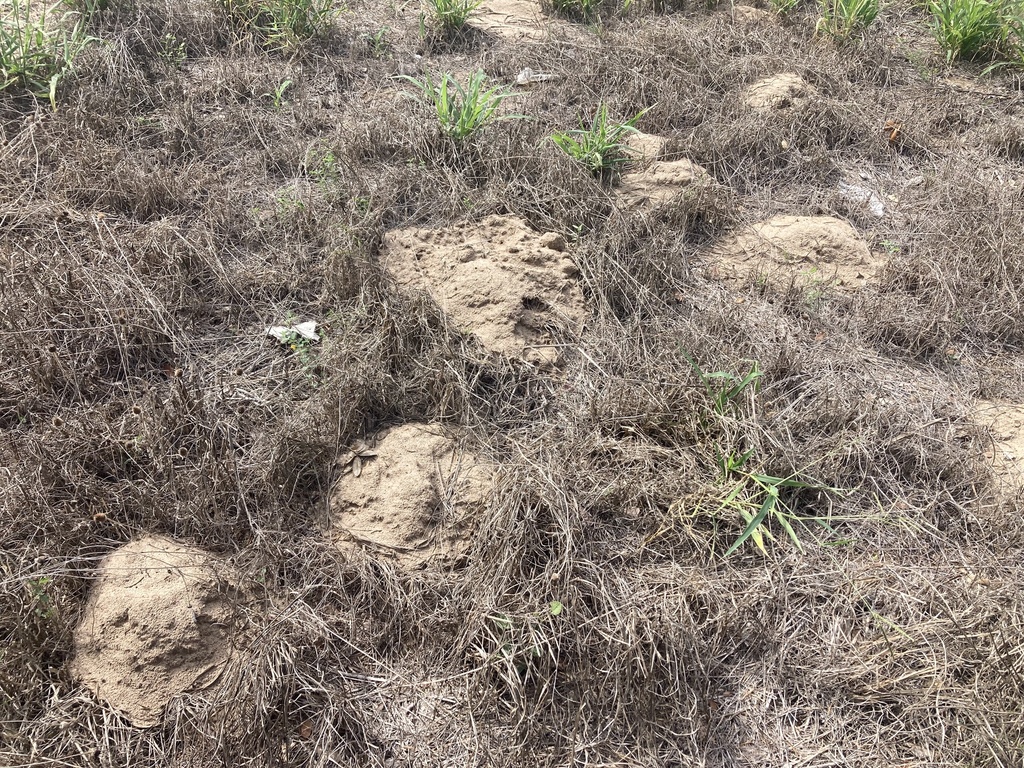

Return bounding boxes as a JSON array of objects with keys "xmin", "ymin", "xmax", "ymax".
[
  {"xmin": 973, "ymin": 400, "xmax": 1024, "ymax": 489},
  {"xmin": 709, "ymin": 215, "xmax": 882, "ymax": 289},
  {"xmin": 382, "ymin": 215, "xmax": 584, "ymax": 364},
  {"xmin": 328, "ymin": 423, "xmax": 492, "ymax": 569},
  {"xmin": 743, "ymin": 72, "xmax": 818, "ymax": 112},
  {"xmin": 471, "ymin": 0, "xmax": 550, "ymax": 39},
  {"xmin": 618, "ymin": 157, "xmax": 711, "ymax": 208},
  {"xmin": 70, "ymin": 536, "xmax": 236, "ymax": 727}
]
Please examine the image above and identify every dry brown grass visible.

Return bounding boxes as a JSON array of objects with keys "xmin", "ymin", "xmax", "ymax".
[{"xmin": 3, "ymin": 0, "xmax": 1024, "ymax": 764}]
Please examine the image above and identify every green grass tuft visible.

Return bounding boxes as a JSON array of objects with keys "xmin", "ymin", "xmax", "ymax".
[
  {"xmin": 400, "ymin": 70, "xmax": 521, "ymax": 142},
  {"xmin": 0, "ymin": 0, "xmax": 93, "ymax": 108}
]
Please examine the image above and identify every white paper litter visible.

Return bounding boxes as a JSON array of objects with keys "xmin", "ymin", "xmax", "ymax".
[
  {"xmin": 837, "ymin": 181, "xmax": 885, "ymax": 218},
  {"xmin": 515, "ymin": 67, "xmax": 558, "ymax": 86},
  {"xmin": 266, "ymin": 320, "xmax": 320, "ymax": 343}
]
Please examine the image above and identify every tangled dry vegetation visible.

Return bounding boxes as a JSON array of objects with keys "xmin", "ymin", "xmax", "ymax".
[{"xmin": 3, "ymin": 0, "xmax": 1024, "ymax": 764}]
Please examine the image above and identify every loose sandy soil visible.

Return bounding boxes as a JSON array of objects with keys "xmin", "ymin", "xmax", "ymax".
[
  {"xmin": 328, "ymin": 423, "xmax": 492, "ymax": 568},
  {"xmin": 382, "ymin": 214, "xmax": 585, "ymax": 364},
  {"xmin": 70, "ymin": 537, "xmax": 236, "ymax": 727}
]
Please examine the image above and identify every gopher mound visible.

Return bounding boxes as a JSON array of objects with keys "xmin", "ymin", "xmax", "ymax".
[
  {"xmin": 623, "ymin": 131, "xmax": 668, "ymax": 165},
  {"xmin": 70, "ymin": 536, "xmax": 236, "ymax": 727},
  {"xmin": 471, "ymin": 0, "xmax": 549, "ymax": 39},
  {"xmin": 974, "ymin": 400, "xmax": 1024, "ymax": 489},
  {"xmin": 382, "ymin": 215, "xmax": 584, "ymax": 364},
  {"xmin": 329, "ymin": 424, "xmax": 492, "ymax": 569},
  {"xmin": 709, "ymin": 215, "xmax": 881, "ymax": 289},
  {"xmin": 618, "ymin": 158, "xmax": 711, "ymax": 209},
  {"xmin": 743, "ymin": 73, "xmax": 817, "ymax": 112}
]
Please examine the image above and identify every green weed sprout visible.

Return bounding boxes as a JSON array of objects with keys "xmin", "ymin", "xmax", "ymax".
[
  {"xmin": 220, "ymin": 0, "xmax": 336, "ymax": 49},
  {"xmin": 400, "ymin": 70, "xmax": 520, "ymax": 141},
  {"xmin": 426, "ymin": 0, "xmax": 483, "ymax": 29},
  {"xmin": 929, "ymin": 0, "xmax": 1023, "ymax": 62},
  {"xmin": 817, "ymin": 0, "xmax": 879, "ymax": 38},
  {"xmin": 1, "ymin": 0, "xmax": 94, "ymax": 108},
  {"xmin": 716, "ymin": 454, "xmax": 841, "ymax": 558},
  {"xmin": 551, "ymin": 104, "xmax": 650, "ymax": 178},
  {"xmin": 549, "ymin": 0, "xmax": 604, "ymax": 21}
]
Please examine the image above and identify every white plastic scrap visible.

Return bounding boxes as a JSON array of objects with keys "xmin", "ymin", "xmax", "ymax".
[
  {"xmin": 515, "ymin": 67, "xmax": 558, "ymax": 86},
  {"xmin": 837, "ymin": 181, "xmax": 885, "ymax": 218},
  {"xmin": 266, "ymin": 320, "xmax": 320, "ymax": 344}
]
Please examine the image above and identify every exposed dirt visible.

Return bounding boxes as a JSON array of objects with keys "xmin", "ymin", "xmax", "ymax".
[
  {"xmin": 743, "ymin": 72, "xmax": 818, "ymax": 111},
  {"xmin": 69, "ymin": 537, "xmax": 236, "ymax": 727},
  {"xmin": 973, "ymin": 400, "xmax": 1024, "ymax": 489},
  {"xmin": 623, "ymin": 129, "xmax": 668, "ymax": 164},
  {"xmin": 618, "ymin": 157, "xmax": 711, "ymax": 208},
  {"xmin": 328, "ymin": 423, "xmax": 492, "ymax": 569},
  {"xmin": 730, "ymin": 4, "xmax": 771, "ymax": 25},
  {"xmin": 471, "ymin": 0, "xmax": 550, "ymax": 39},
  {"xmin": 709, "ymin": 215, "xmax": 882, "ymax": 289},
  {"xmin": 382, "ymin": 214, "xmax": 584, "ymax": 364}
]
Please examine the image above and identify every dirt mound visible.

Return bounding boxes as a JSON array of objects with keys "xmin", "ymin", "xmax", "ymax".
[
  {"xmin": 973, "ymin": 400, "xmax": 1024, "ymax": 488},
  {"xmin": 743, "ymin": 73, "xmax": 817, "ymax": 112},
  {"xmin": 709, "ymin": 215, "xmax": 881, "ymax": 289},
  {"xmin": 70, "ymin": 537, "xmax": 236, "ymax": 727},
  {"xmin": 618, "ymin": 158, "xmax": 711, "ymax": 208},
  {"xmin": 382, "ymin": 215, "xmax": 584, "ymax": 364},
  {"xmin": 471, "ymin": 0, "xmax": 549, "ymax": 39},
  {"xmin": 730, "ymin": 4, "xmax": 771, "ymax": 24},
  {"xmin": 623, "ymin": 131, "xmax": 667, "ymax": 165},
  {"xmin": 329, "ymin": 424, "xmax": 492, "ymax": 569}
]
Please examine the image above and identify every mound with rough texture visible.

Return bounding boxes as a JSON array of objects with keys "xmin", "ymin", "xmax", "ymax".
[
  {"xmin": 329, "ymin": 424, "xmax": 492, "ymax": 569},
  {"xmin": 974, "ymin": 400, "xmax": 1024, "ymax": 489},
  {"xmin": 710, "ymin": 215, "xmax": 881, "ymax": 289},
  {"xmin": 471, "ymin": 0, "xmax": 549, "ymax": 39},
  {"xmin": 618, "ymin": 158, "xmax": 711, "ymax": 208},
  {"xmin": 743, "ymin": 73, "xmax": 817, "ymax": 112},
  {"xmin": 70, "ymin": 537, "xmax": 235, "ymax": 728},
  {"xmin": 382, "ymin": 215, "xmax": 584, "ymax": 364},
  {"xmin": 623, "ymin": 130, "xmax": 668, "ymax": 164}
]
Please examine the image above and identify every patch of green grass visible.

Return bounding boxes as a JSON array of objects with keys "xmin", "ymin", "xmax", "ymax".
[
  {"xmin": 1, "ymin": 0, "xmax": 93, "ymax": 108},
  {"xmin": 400, "ymin": 70, "xmax": 521, "ymax": 141},
  {"xmin": 220, "ymin": 0, "xmax": 336, "ymax": 49},
  {"xmin": 817, "ymin": 0, "xmax": 879, "ymax": 38},
  {"xmin": 551, "ymin": 103, "xmax": 650, "ymax": 178},
  {"xmin": 549, "ymin": 0, "xmax": 605, "ymax": 21},
  {"xmin": 929, "ymin": 0, "xmax": 1023, "ymax": 62},
  {"xmin": 426, "ymin": 0, "xmax": 482, "ymax": 30}
]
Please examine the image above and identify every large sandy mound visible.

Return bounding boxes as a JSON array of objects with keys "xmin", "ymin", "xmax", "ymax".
[
  {"xmin": 382, "ymin": 215, "xmax": 584, "ymax": 364},
  {"xmin": 973, "ymin": 400, "xmax": 1024, "ymax": 489},
  {"xmin": 709, "ymin": 215, "xmax": 881, "ymax": 289},
  {"xmin": 70, "ymin": 536, "xmax": 235, "ymax": 727},
  {"xmin": 329, "ymin": 424, "xmax": 492, "ymax": 569},
  {"xmin": 743, "ymin": 73, "xmax": 817, "ymax": 112},
  {"xmin": 618, "ymin": 158, "xmax": 711, "ymax": 209}
]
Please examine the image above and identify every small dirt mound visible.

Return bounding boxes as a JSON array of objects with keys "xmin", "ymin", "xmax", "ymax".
[
  {"xmin": 382, "ymin": 215, "xmax": 584, "ymax": 364},
  {"xmin": 730, "ymin": 4, "xmax": 771, "ymax": 24},
  {"xmin": 618, "ymin": 158, "xmax": 711, "ymax": 209},
  {"xmin": 471, "ymin": 0, "xmax": 549, "ymax": 39},
  {"xmin": 709, "ymin": 215, "xmax": 881, "ymax": 289},
  {"xmin": 329, "ymin": 424, "xmax": 492, "ymax": 570},
  {"xmin": 70, "ymin": 536, "xmax": 236, "ymax": 728},
  {"xmin": 623, "ymin": 131, "xmax": 667, "ymax": 165},
  {"xmin": 974, "ymin": 400, "xmax": 1024, "ymax": 488},
  {"xmin": 744, "ymin": 73, "xmax": 817, "ymax": 112}
]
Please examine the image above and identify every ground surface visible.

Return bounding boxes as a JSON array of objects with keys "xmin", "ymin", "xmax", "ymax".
[{"xmin": 3, "ymin": 0, "xmax": 1024, "ymax": 766}]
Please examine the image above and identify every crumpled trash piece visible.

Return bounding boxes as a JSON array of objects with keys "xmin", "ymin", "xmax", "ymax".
[
  {"xmin": 515, "ymin": 67, "xmax": 557, "ymax": 86},
  {"xmin": 266, "ymin": 320, "xmax": 320, "ymax": 344},
  {"xmin": 838, "ymin": 181, "xmax": 885, "ymax": 218}
]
